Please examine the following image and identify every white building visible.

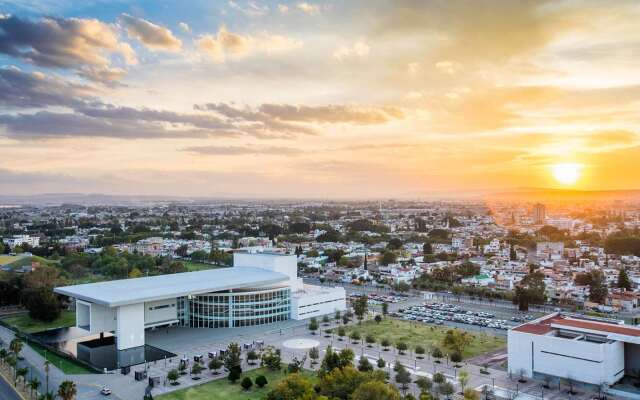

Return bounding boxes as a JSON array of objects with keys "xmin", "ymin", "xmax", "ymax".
[
  {"xmin": 508, "ymin": 313, "xmax": 640, "ymax": 386},
  {"xmin": 3, "ymin": 234, "xmax": 40, "ymax": 249},
  {"xmin": 55, "ymin": 252, "xmax": 346, "ymax": 364}
]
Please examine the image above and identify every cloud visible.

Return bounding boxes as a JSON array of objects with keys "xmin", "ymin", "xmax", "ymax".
[
  {"xmin": 277, "ymin": 4, "xmax": 289, "ymax": 13},
  {"xmin": 78, "ymin": 66, "xmax": 127, "ymax": 85},
  {"xmin": 118, "ymin": 13, "xmax": 182, "ymax": 52},
  {"xmin": 257, "ymin": 103, "xmax": 404, "ymax": 124},
  {"xmin": 0, "ymin": 14, "xmax": 136, "ymax": 70},
  {"xmin": 0, "ymin": 66, "xmax": 95, "ymax": 108},
  {"xmin": 178, "ymin": 22, "xmax": 191, "ymax": 33},
  {"xmin": 228, "ymin": 1, "xmax": 270, "ymax": 17},
  {"xmin": 333, "ymin": 41, "xmax": 370, "ymax": 61},
  {"xmin": 297, "ymin": 2, "xmax": 320, "ymax": 15},
  {"xmin": 183, "ymin": 144, "xmax": 300, "ymax": 156},
  {"xmin": 196, "ymin": 26, "xmax": 302, "ymax": 63},
  {"xmin": 434, "ymin": 60, "xmax": 461, "ymax": 74}
]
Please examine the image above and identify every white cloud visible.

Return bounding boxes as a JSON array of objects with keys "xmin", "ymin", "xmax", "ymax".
[
  {"xmin": 118, "ymin": 13, "xmax": 182, "ymax": 52},
  {"xmin": 333, "ymin": 41, "xmax": 370, "ymax": 61},
  {"xmin": 178, "ymin": 22, "xmax": 191, "ymax": 33},
  {"xmin": 197, "ymin": 26, "xmax": 302, "ymax": 63},
  {"xmin": 297, "ymin": 2, "xmax": 320, "ymax": 15},
  {"xmin": 228, "ymin": 1, "xmax": 270, "ymax": 17},
  {"xmin": 435, "ymin": 60, "xmax": 461, "ymax": 74},
  {"xmin": 407, "ymin": 62, "xmax": 420, "ymax": 74},
  {"xmin": 278, "ymin": 4, "xmax": 289, "ymax": 13}
]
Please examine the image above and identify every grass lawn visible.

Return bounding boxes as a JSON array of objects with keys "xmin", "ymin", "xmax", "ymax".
[
  {"xmin": 157, "ymin": 367, "xmax": 316, "ymax": 400},
  {"xmin": 340, "ymin": 319, "xmax": 506, "ymax": 359},
  {"xmin": 27, "ymin": 342, "xmax": 94, "ymax": 374},
  {"xmin": 183, "ymin": 261, "xmax": 226, "ymax": 272},
  {"xmin": 0, "ymin": 255, "xmax": 20, "ymax": 265},
  {"xmin": 2, "ymin": 310, "xmax": 76, "ymax": 333}
]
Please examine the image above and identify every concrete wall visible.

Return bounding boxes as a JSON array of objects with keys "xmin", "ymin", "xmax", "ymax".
[
  {"xmin": 116, "ymin": 303, "xmax": 145, "ymax": 350},
  {"xmin": 144, "ymin": 298, "xmax": 177, "ymax": 327},
  {"xmin": 234, "ymin": 252, "xmax": 303, "ymax": 290},
  {"xmin": 508, "ymin": 330, "xmax": 625, "ymax": 385},
  {"xmin": 291, "ymin": 286, "xmax": 347, "ymax": 320},
  {"xmin": 89, "ymin": 303, "xmax": 117, "ymax": 333},
  {"xmin": 76, "ymin": 300, "xmax": 90, "ymax": 329}
]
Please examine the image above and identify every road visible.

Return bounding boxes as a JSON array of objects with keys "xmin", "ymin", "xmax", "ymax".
[{"xmin": 0, "ymin": 371, "xmax": 21, "ymax": 400}]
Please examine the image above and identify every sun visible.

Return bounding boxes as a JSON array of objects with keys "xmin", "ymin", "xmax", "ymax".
[{"xmin": 552, "ymin": 163, "xmax": 582, "ymax": 185}]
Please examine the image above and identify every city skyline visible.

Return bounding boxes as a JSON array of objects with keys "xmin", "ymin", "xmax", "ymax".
[{"xmin": 1, "ymin": 0, "xmax": 640, "ymax": 198}]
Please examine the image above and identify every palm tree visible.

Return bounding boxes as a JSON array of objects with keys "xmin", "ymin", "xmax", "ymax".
[
  {"xmin": 16, "ymin": 367, "xmax": 28, "ymax": 388},
  {"xmin": 29, "ymin": 377, "xmax": 41, "ymax": 399},
  {"xmin": 57, "ymin": 380, "xmax": 77, "ymax": 400},
  {"xmin": 9, "ymin": 338, "xmax": 23, "ymax": 358},
  {"xmin": 0, "ymin": 348, "xmax": 8, "ymax": 364},
  {"xmin": 37, "ymin": 392, "xmax": 54, "ymax": 400},
  {"xmin": 43, "ymin": 360, "xmax": 50, "ymax": 394},
  {"xmin": 6, "ymin": 355, "xmax": 17, "ymax": 383}
]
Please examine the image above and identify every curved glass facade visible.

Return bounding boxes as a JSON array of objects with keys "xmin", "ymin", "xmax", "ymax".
[{"xmin": 178, "ymin": 287, "xmax": 291, "ymax": 328}]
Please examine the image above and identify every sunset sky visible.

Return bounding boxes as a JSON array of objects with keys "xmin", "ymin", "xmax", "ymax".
[{"xmin": 1, "ymin": 0, "xmax": 639, "ymax": 198}]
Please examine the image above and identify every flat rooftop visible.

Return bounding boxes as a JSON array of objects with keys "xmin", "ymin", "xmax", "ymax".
[
  {"xmin": 55, "ymin": 267, "xmax": 289, "ymax": 307},
  {"xmin": 512, "ymin": 313, "xmax": 640, "ymax": 343}
]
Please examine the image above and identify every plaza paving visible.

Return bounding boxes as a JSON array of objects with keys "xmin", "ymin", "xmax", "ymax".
[{"xmin": 1, "ymin": 315, "xmax": 633, "ymax": 400}]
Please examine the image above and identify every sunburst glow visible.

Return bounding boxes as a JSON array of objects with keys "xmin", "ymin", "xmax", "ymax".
[{"xmin": 552, "ymin": 163, "xmax": 582, "ymax": 185}]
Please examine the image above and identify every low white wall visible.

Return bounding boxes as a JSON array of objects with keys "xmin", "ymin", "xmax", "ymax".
[
  {"xmin": 291, "ymin": 286, "xmax": 346, "ymax": 320},
  {"xmin": 116, "ymin": 303, "xmax": 145, "ymax": 350},
  {"xmin": 144, "ymin": 298, "xmax": 177, "ymax": 327},
  {"xmin": 89, "ymin": 302, "xmax": 116, "ymax": 333}
]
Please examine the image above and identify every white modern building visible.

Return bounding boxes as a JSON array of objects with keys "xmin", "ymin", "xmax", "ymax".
[
  {"xmin": 3, "ymin": 234, "xmax": 40, "ymax": 249},
  {"xmin": 508, "ymin": 313, "xmax": 640, "ymax": 386},
  {"xmin": 55, "ymin": 251, "xmax": 346, "ymax": 357}
]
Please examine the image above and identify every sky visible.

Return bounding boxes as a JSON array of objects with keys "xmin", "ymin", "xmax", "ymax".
[{"xmin": 1, "ymin": 0, "xmax": 640, "ymax": 198}]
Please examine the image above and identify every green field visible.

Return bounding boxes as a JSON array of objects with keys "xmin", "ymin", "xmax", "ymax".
[
  {"xmin": 157, "ymin": 367, "xmax": 316, "ymax": 400},
  {"xmin": 2, "ymin": 310, "xmax": 76, "ymax": 333},
  {"xmin": 0, "ymin": 255, "xmax": 20, "ymax": 265},
  {"xmin": 341, "ymin": 319, "xmax": 506, "ymax": 359},
  {"xmin": 183, "ymin": 261, "xmax": 226, "ymax": 272},
  {"xmin": 27, "ymin": 342, "xmax": 94, "ymax": 374}
]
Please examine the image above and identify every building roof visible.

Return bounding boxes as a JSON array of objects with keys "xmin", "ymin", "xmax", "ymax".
[{"xmin": 55, "ymin": 267, "xmax": 289, "ymax": 307}]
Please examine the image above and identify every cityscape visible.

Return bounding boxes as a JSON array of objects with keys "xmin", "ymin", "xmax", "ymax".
[{"xmin": 1, "ymin": 1, "xmax": 640, "ymax": 400}]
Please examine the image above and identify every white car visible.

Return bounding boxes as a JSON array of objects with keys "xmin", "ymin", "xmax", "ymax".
[{"xmin": 100, "ymin": 386, "xmax": 112, "ymax": 396}]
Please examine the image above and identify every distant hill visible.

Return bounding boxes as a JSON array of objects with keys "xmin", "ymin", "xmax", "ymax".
[{"xmin": 486, "ymin": 187, "xmax": 640, "ymax": 202}]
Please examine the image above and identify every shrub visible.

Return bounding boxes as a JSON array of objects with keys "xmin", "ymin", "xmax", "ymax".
[
  {"xmin": 450, "ymin": 351, "xmax": 462, "ymax": 363},
  {"xmin": 228, "ymin": 366, "xmax": 241, "ymax": 383},
  {"xmin": 255, "ymin": 375, "xmax": 268, "ymax": 388},
  {"xmin": 241, "ymin": 376, "xmax": 253, "ymax": 390}
]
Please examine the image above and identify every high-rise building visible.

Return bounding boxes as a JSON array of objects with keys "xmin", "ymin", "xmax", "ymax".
[{"xmin": 532, "ymin": 203, "xmax": 546, "ymax": 224}]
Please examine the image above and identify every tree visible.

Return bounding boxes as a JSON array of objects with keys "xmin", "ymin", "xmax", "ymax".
[
  {"xmin": 443, "ymin": 330, "xmax": 471, "ymax": 355},
  {"xmin": 29, "ymin": 377, "xmax": 41, "ymax": 399},
  {"xmin": 589, "ymin": 269, "xmax": 608, "ymax": 304},
  {"xmin": 57, "ymin": 380, "xmax": 77, "ymax": 400},
  {"xmin": 415, "ymin": 345, "xmax": 426, "ymax": 359},
  {"xmin": 396, "ymin": 341, "xmax": 408, "ymax": 355},
  {"xmin": 128, "ymin": 267, "xmax": 143, "ymax": 278},
  {"xmin": 415, "ymin": 376, "xmax": 432, "ymax": 394},
  {"xmin": 247, "ymin": 350, "xmax": 259, "ymax": 365},
  {"xmin": 395, "ymin": 363, "xmax": 412, "ymax": 393},
  {"xmin": 224, "ymin": 342, "xmax": 242, "ymax": 371},
  {"xmin": 208, "ymin": 358, "xmax": 223, "ymax": 374},
  {"xmin": 358, "ymin": 356, "xmax": 373, "ymax": 372},
  {"xmin": 308, "ymin": 317, "xmax": 319, "ymax": 335},
  {"xmin": 266, "ymin": 373, "xmax": 317, "ymax": 400},
  {"xmin": 228, "ymin": 367, "xmax": 241, "ymax": 383},
  {"xmin": 309, "ymin": 347, "xmax": 320, "ymax": 365},
  {"xmin": 255, "ymin": 375, "xmax": 268, "ymax": 388},
  {"xmin": 374, "ymin": 314, "xmax": 382, "ymax": 324},
  {"xmin": 24, "ymin": 289, "xmax": 61, "ymax": 322},
  {"xmin": 423, "ymin": 242, "xmax": 433, "ymax": 255},
  {"xmin": 381, "ymin": 302, "xmax": 389, "ymax": 317},
  {"xmin": 10, "ymin": 338, "xmax": 22, "ymax": 358},
  {"xmin": 337, "ymin": 327, "xmax": 346, "ymax": 340},
  {"xmin": 322, "ymin": 315, "xmax": 330, "ymax": 325},
  {"xmin": 365, "ymin": 334, "xmax": 376, "ymax": 347},
  {"xmin": 617, "ymin": 267, "xmax": 632, "ymax": 291},
  {"xmin": 287, "ymin": 356, "xmax": 307, "ymax": 373},
  {"xmin": 439, "ymin": 382, "xmax": 454, "ymax": 399},
  {"xmin": 458, "ymin": 369, "xmax": 470, "ymax": 394},
  {"xmin": 449, "ymin": 351, "xmax": 462, "ymax": 363},
  {"xmin": 261, "ymin": 346, "xmax": 282, "ymax": 370},
  {"xmin": 191, "ymin": 363, "xmax": 203, "ymax": 379},
  {"xmin": 513, "ymin": 270, "xmax": 546, "ymax": 311},
  {"xmin": 381, "ymin": 251, "xmax": 397, "ymax": 265},
  {"xmin": 354, "ymin": 296, "xmax": 368, "ymax": 321},
  {"xmin": 433, "ymin": 372, "xmax": 445, "ymax": 385},
  {"xmin": 431, "ymin": 347, "xmax": 443, "ymax": 359},
  {"xmin": 352, "ymin": 380, "xmax": 401, "ymax": 400},
  {"xmin": 167, "ymin": 369, "xmax": 179, "ymax": 385},
  {"xmin": 381, "ymin": 338, "xmax": 391, "ymax": 350},
  {"xmin": 377, "ymin": 358, "xmax": 386, "ymax": 369},
  {"xmin": 387, "ymin": 238, "xmax": 403, "ymax": 250},
  {"xmin": 241, "ymin": 376, "xmax": 253, "ymax": 391},
  {"xmin": 334, "ymin": 310, "xmax": 342, "ymax": 322},
  {"xmin": 338, "ymin": 348, "xmax": 355, "ymax": 367},
  {"xmin": 350, "ymin": 331, "xmax": 361, "ymax": 344},
  {"xmin": 464, "ymin": 388, "xmax": 480, "ymax": 400}
]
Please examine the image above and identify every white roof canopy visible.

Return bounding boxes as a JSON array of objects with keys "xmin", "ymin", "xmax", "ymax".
[{"xmin": 55, "ymin": 267, "xmax": 289, "ymax": 307}]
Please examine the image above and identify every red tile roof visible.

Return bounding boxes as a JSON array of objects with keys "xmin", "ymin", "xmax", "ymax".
[
  {"xmin": 513, "ymin": 324, "xmax": 554, "ymax": 335},
  {"xmin": 551, "ymin": 319, "xmax": 640, "ymax": 337}
]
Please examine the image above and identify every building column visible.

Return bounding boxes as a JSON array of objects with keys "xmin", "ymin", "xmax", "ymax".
[{"xmin": 116, "ymin": 303, "xmax": 145, "ymax": 350}]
